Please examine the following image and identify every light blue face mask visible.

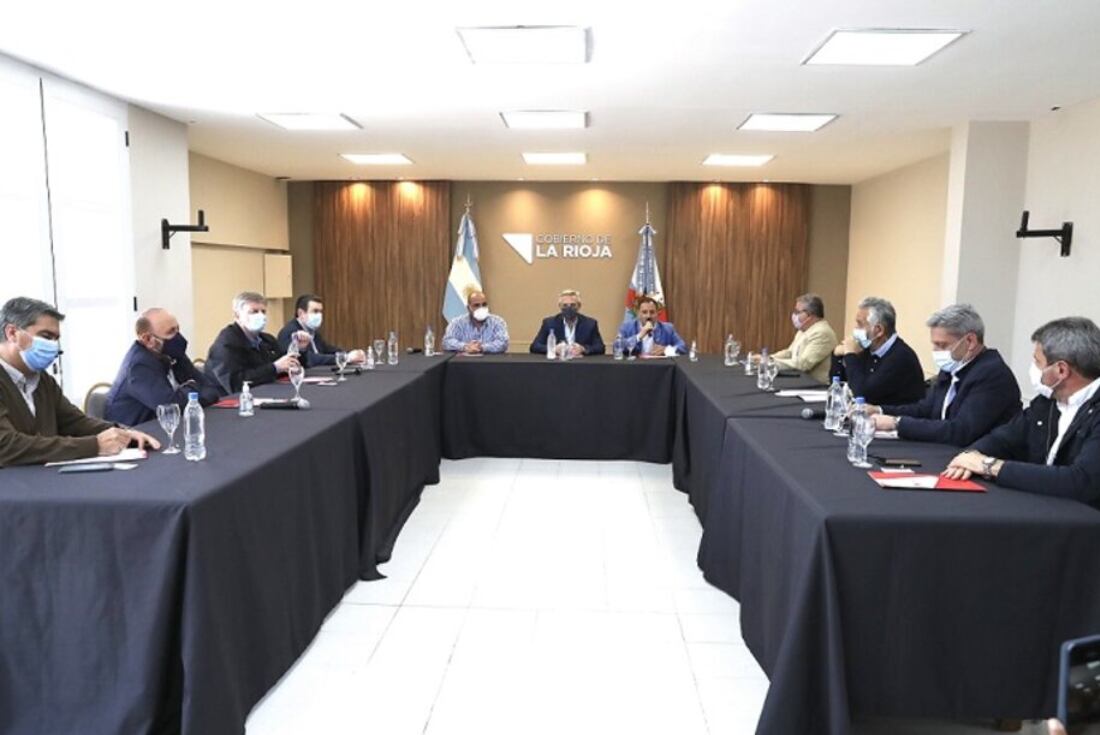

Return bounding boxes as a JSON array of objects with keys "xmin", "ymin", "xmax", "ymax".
[
  {"xmin": 305, "ymin": 312, "xmax": 323, "ymax": 330},
  {"xmin": 20, "ymin": 332, "xmax": 60, "ymax": 372},
  {"xmin": 244, "ymin": 312, "xmax": 268, "ymax": 333},
  {"xmin": 852, "ymin": 328, "xmax": 873, "ymax": 349}
]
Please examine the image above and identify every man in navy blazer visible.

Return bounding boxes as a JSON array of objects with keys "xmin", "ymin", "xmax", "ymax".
[
  {"xmin": 829, "ymin": 296, "xmax": 926, "ymax": 405},
  {"xmin": 276, "ymin": 293, "xmax": 366, "ymax": 368},
  {"xmin": 530, "ymin": 289, "xmax": 605, "ymax": 356},
  {"xmin": 617, "ymin": 296, "xmax": 687, "ymax": 356},
  {"xmin": 105, "ymin": 308, "xmax": 219, "ymax": 426},
  {"xmin": 944, "ymin": 317, "xmax": 1100, "ymax": 508},
  {"xmin": 207, "ymin": 292, "xmax": 300, "ymax": 394},
  {"xmin": 869, "ymin": 304, "xmax": 1020, "ymax": 446}
]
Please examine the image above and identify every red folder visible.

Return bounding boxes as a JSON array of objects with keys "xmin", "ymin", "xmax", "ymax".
[{"xmin": 868, "ymin": 471, "xmax": 986, "ymax": 493}]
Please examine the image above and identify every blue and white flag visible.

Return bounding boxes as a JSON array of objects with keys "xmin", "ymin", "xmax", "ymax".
[
  {"xmin": 624, "ymin": 213, "xmax": 666, "ymax": 323},
  {"xmin": 443, "ymin": 209, "xmax": 483, "ymax": 321}
]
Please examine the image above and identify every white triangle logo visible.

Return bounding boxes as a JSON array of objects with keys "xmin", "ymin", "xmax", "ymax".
[{"xmin": 502, "ymin": 233, "xmax": 534, "ymax": 264}]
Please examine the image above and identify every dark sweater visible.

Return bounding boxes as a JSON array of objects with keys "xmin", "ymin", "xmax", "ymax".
[
  {"xmin": 973, "ymin": 390, "xmax": 1100, "ymax": 508},
  {"xmin": 881, "ymin": 348, "xmax": 1021, "ymax": 446},
  {"xmin": 830, "ymin": 335, "xmax": 926, "ymax": 406}
]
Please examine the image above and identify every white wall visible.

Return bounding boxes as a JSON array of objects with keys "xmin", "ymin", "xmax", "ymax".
[
  {"xmin": 1010, "ymin": 97, "xmax": 1100, "ymax": 383},
  {"xmin": 128, "ymin": 105, "xmax": 195, "ymax": 339},
  {"xmin": 846, "ymin": 154, "xmax": 950, "ymax": 375}
]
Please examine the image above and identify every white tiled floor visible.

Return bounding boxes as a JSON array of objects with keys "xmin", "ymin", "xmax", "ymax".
[{"xmin": 245, "ymin": 459, "xmax": 1051, "ymax": 735}]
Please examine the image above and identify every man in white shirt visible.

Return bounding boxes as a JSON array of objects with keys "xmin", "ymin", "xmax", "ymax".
[{"xmin": 943, "ymin": 316, "xmax": 1100, "ymax": 507}]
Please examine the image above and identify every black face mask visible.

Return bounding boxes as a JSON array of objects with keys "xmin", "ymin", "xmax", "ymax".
[
  {"xmin": 161, "ymin": 333, "xmax": 189, "ymax": 361},
  {"xmin": 560, "ymin": 305, "xmax": 579, "ymax": 320}
]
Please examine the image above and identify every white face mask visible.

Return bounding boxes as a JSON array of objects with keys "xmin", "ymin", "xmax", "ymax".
[
  {"xmin": 1029, "ymin": 362, "xmax": 1060, "ymax": 400},
  {"xmin": 931, "ymin": 337, "xmax": 966, "ymax": 373},
  {"xmin": 791, "ymin": 313, "xmax": 803, "ymax": 330},
  {"xmin": 472, "ymin": 306, "xmax": 490, "ymax": 322},
  {"xmin": 853, "ymin": 328, "xmax": 872, "ymax": 349},
  {"xmin": 243, "ymin": 311, "xmax": 267, "ymax": 333}
]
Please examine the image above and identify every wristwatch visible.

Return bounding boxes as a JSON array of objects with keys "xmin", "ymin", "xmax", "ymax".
[{"xmin": 981, "ymin": 456, "xmax": 998, "ymax": 478}]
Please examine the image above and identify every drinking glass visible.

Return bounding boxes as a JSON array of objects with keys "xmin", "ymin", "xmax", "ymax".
[
  {"xmin": 289, "ymin": 363, "xmax": 305, "ymax": 404},
  {"xmin": 851, "ymin": 414, "xmax": 876, "ymax": 469},
  {"xmin": 156, "ymin": 403, "xmax": 181, "ymax": 455},
  {"xmin": 767, "ymin": 357, "xmax": 780, "ymax": 386},
  {"xmin": 335, "ymin": 351, "xmax": 348, "ymax": 381},
  {"xmin": 373, "ymin": 339, "xmax": 385, "ymax": 365},
  {"xmin": 732, "ymin": 341, "xmax": 742, "ymax": 364}
]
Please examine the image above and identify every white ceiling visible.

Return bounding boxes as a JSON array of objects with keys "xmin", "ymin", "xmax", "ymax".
[{"xmin": 2, "ymin": 0, "xmax": 1099, "ymax": 184}]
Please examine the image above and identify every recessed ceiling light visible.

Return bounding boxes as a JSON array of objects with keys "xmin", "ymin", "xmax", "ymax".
[
  {"xmin": 739, "ymin": 113, "xmax": 837, "ymax": 132},
  {"xmin": 703, "ymin": 154, "xmax": 774, "ymax": 167},
  {"xmin": 803, "ymin": 29, "xmax": 966, "ymax": 66},
  {"xmin": 259, "ymin": 113, "xmax": 361, "ymax": 131},
  {"xmin": 341, "ymin": 153, "xmax": 413, "ymax": 165},
  {"xmin": 501, "ymin": 110, "xmax": 588, "ymax": 129},
  {"xmin": 457, "ymin": 26, "xmax": 588, "ymax": 64},
  {"xmin": 522, "ymin": 152, "xmax": 587, "ymax": 165}
]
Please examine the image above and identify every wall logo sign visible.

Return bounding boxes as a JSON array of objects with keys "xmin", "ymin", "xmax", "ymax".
[{"xmin": 502, "ymin": 233, "xmax": 613, "ymax": 264}]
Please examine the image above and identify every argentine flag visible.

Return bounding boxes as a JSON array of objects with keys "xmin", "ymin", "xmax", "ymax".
[
  {"xmin": 443, "ymin": 209, "xmax": 483, "ymax": 321},
  {"xmin": 623, "ymin": 218, "xmax": 667, "ymax": 322}
]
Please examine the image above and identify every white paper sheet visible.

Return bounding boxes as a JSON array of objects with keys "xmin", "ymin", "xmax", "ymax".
[{"xmin": 46, "ymin": 448, "xmax": 148, "ymax": 467}]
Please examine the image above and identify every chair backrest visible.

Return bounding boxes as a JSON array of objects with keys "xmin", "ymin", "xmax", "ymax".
[{"xmin": 83, "ymin": 382, "xmax": 113, "ymax": 420}]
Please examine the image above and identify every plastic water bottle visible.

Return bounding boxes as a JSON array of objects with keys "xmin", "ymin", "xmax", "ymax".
[
  {"xmin": 239, "ymin": 381, "xmax": 254, "ymax": 418},
  {"xmin": 824, "ymin": 376, "xmax": 843, "ymax": 431},
  {"xmin": 612, "ymin": 337, "xmax": 624, "ymax": 360},
  {"xmin": 183, "ymin": 392, "xmax": 206, "ymax": 462},
  {"xmin": 756, "ymin": 348, "xmax": 770, "ymax": 390},
  {"xmin": 387, "ymin": 331, "xmax": 399, "ymax": 365},
  {"xmin": 848, "ymin": 397, "xmax": 867, "ymax": 464},
  {"xmin": 424, "ymin": 326, "xmax": 435, "ymax": 357},
  {"xmin": 689, "ymin": 340, "xmax": 698, "ymax": 362},
  {"xmin": 723, "ymin": 334, "xmax": 736, "ymax": 366},
  {"xmin": 365, "ymin": 346, "xmax": 375, "ymax": 370},
  {"xmin": 547, "ymin": 331, "xmax": 557, "ymax": 360}
]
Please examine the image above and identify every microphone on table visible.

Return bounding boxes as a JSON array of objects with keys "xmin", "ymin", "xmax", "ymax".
[{"xmin": 800, "ymin": 407, "xmax": 826, "ymax": 420}]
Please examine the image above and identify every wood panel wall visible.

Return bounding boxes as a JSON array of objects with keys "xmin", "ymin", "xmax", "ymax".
[
  {"xmin": 313, "ymin": 181, "xmax": 451, "ymax": 350},
  {"xmin": 663, "ymin": 182, "xmax": 811, "ymax": 354}
]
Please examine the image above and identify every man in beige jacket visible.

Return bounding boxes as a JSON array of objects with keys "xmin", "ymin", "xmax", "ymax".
[{"xmin": 772, "ymin": 293, "xmax": 839, "ymax": 383}]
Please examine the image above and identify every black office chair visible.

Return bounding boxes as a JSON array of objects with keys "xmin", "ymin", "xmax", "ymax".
[{"xmin": 83, "ymin": 382, "xmax": 112, "ymax": 420}]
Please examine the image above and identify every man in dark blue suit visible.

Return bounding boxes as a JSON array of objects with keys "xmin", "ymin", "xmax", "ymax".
[
  {"xmin": 105, "ymin": 308, "xmax": 219, "ymax": 426},
  {"xmin": 276, "ymin": 293, "xmax": 366, "ymax": 367},
  {"xmin": 944, "ymin": 316, "xmax": 1100, "ymax": 508},
  {"xmin": 829, "ymin": 296, "xmax": 926, "ymax": 405},
  {"xmin": 869, "ymin": 304, "xmax": 1020, "ymax": 446},
  {"xmin": 530, "ymin": 289, "xmax": 605, "ymax": 356}
]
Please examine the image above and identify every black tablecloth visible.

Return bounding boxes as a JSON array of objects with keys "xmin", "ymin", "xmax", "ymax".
[
  {"xmin": 696, "ymin": 415, "xmax": 1100, "ymax": 735},
  {"xmin": 672, "ymin": 357, "xmax": 822, "ymax": 520},
  {"xmin": 442, "ymin": 353, "xmax": 678, "ymax": 461},
  {"xmin": 0, "ymin": 357, "xmax": 445, "ymax": 735}
]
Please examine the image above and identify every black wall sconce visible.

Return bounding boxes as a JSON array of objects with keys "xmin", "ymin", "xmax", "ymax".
[
  {"xmin": 1016, "ymin": 210, "xmax": 1073, "ymax": 257},
  {"xmin": 162, "ymin": 210, "xmax": 209, "ymax": 249}
]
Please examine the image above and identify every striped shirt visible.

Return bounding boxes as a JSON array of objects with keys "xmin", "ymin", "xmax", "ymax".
[{"xmin": 442, "ymin": 314, "xmax": 509, "ymax": 353}]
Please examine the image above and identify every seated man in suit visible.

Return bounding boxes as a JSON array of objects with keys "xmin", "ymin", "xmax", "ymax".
[
  {"xmin": 442, "ymin": 289, "xmax": 509, "ymax": 353},
  {"xmin": 207, "ymin": 291, "xmax": 300, "ymax": 394},
  {"xmin": 276, "ymin": 293, "xmax": 366, "ymax": 367},
  {"xmin": 530, "ymin": 289, "xmax": 605, "ymax": 357},
  {"xmin": 867, "ymin": 304, "xmax": 1020, "ymax": 446},
  {"xmin": 105, "ymin": 308, "xmax": 220, "ymax": 426},
  {"xmin": 772, "ymin": 293, "xmax": 839, "ymax": 383},
  {"xmin": 617, "ymin": 295, "xmax": 686, "ymax": 356},
  {"xmin": 944, "ymin": 316, "xmax": 1100, "ymax": 508},
  {"xmin": 829, "ymin": 296, "xmax": 926, "ymax": 405},
  {"xmin": 0, "ymin": 296, "xmax": 159, "ymax": 467}
]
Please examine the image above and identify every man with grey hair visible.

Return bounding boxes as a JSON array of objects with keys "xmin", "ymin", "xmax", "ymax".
[
  {"xmin": 0, "ymin": 296, "xmax": 160, "ymax": 466},
  {"xmin": 530, "ymin": 288, "xmax": 605, "ymax": 356},
  {"xmin": 771, "ymin": 293, "xmax": 839, "ymax": 383},
  {"xmin": 206, "ymin": 291, "xmax": 300, "ymax": 394},
  {"xmin": 944, "ymin": 316, "xmax": 1100, "ymax": 507},
  {"xmin": 830, "ymin": 296, "xmax": 925, "ymax": 405},
  {"xmin": 867, "ymin": 304, "xmax": 1020, "ymax": 446}
]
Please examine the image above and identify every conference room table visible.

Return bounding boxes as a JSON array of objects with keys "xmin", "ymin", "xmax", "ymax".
[
  {"xmin": 3, "ymin": 351, "xmax": 1099, "ymax": 735},
  {"xmin": 675, "ymin": 358, "xmax": 1100, "ymax": 735},
  {"xmin": 0, "ymin": 355, "xmax": 447, "ymax": 735}
]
